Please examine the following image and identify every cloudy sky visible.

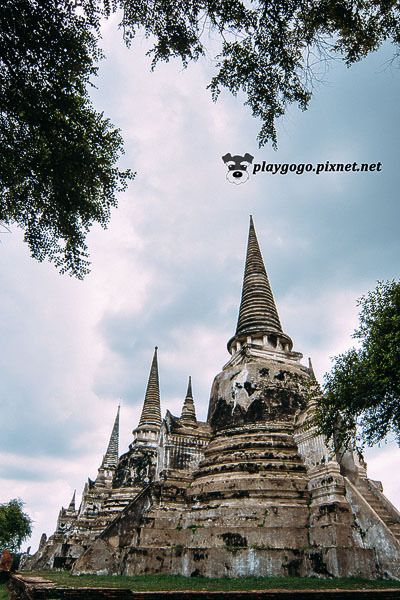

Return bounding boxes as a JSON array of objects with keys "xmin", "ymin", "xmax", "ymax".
[{"xmin": 1, "ymin": 14, "xmax": 400, "ymax": 553}]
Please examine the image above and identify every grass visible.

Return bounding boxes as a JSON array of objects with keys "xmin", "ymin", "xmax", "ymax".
[
  {"xmin": 21, "ymin": 572, "xmax": 400, "ymax": 591},
  {"xmin": 0, "ymin": 582, "xmax": 8, "ymax": 600}
]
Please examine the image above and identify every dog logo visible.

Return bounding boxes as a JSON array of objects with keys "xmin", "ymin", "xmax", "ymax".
[{"xmin": 222, "ymin": 153, "xmax": 254, "ymax": 184}]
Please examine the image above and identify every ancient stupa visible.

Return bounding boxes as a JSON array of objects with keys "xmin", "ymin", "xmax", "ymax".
[{"xmin": 24, "ymin": 217, "xmax": 400, "ymax": 579}]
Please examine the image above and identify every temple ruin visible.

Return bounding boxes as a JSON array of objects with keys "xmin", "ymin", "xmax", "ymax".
[{"xmin": 24, "ymin": 216, "xmax": 400, "ymax": 579}]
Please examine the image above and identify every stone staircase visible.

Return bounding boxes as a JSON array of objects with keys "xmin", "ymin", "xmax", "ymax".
[{"xmin": 359, "ymin": 479, "xmax": 400, "ymax": 544}]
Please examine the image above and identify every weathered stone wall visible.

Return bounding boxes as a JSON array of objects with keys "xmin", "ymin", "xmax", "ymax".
[
  {"xmin": 344, "ymin": 479, "xmax": 400, "ymax": 579},
  {"xmin": 207, "ymin": 356, "xmax": 309, "ymax": 432}
]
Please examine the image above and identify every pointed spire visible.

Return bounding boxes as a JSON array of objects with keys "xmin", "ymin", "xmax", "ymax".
[
  {"xmin": 307, "ymin": 357, "xmax": 322, "ymax": 400},
  {"xmin": 180, "ymin": 376, "xmax": 197, "ymax": 426},
  {"xmin": 308, "ymin": 358, "xmax": 317, "ymax": 382},
  {"xmin": 101, "ymin": 405, "xmax": 120, "ymax": 469},
  {"xmin": 68, "ymin": 490, "xmax": 76, "ymax": 511},
  {"xmin": 138, "ymin": 347, "xmax": 161, "ymax": 428},
  {"xmin": 236, "ymin": 215, "xmax": 282, "ymax": 336},
  {"xmin": 227, "ymin": 216, "xmax": 292, "ymax": 353},
  {"xmin": 186, "ymin": 376, "xmax": 193, "ymax": 398}
]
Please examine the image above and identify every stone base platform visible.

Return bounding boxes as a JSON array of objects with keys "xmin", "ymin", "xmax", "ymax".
[{"xmin": 7, "ymin": 574, "xmax": 400, "ymax": 600}]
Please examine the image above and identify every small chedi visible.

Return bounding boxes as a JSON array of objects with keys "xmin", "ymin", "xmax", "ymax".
[{"xmin": 24, "ymin": 217, "xmax": 400, "ymax": 579}]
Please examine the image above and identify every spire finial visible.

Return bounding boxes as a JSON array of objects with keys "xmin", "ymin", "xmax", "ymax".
[
  {"xmin": 180, "ymin": 376, "xmax": 197, "ymax": 426},
  {"xmin": 101, "ymin": 405, "xmax": 120, "ymax": 469},
  {"xmin": 138, "ymin": 347, "xmax": 161, "ymax": 428},
  {"xmin": 308, "ymin": 358, "xmax": 317, "ymax": 382},
  {"xmin": 186, "ymin": 375, "xmax": 193, "ymax": 398},
  {"xmin": 68, "ymin": 490, "xmax": 76, "ymax": 511},
  {"xmin": 227, "ymin": 216, "xmax": 292, "ymax": 354}
]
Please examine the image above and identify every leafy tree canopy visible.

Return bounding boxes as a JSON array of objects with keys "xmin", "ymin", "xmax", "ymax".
[
  {"xmin": 109, "ymin": 0, "xmax": 400, "ymax": 147},
  {"xmin": 315, "ymin": 280, "xmax": 400, "ymax": 452},
  {"xmin": 0, "ymin": 498, "xmax": 32, "ymax": 553},
  {"xmin": 0, "ymin": 0, "xmax": 133, "ymax": 278},
  {"xmin": 2, "ymin": 0, "xmax": 400, "ymax": 276}
]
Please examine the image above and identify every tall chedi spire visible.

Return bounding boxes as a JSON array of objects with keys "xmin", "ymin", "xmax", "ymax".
[
  {"xmin": 101, "ymin": 405, "xmax": 120, "ymax": 469},
  {"xmin": 138, "ymin": 347, "xmax": 161, "ymax": 428},
  {"xmin": 180, "ymin": 376, "xmax": 197, "ymax": 427},
  {"xmin": 132, "ymin": 347, "xmax": 162, "ymax": 447},
  {"xmin": 227, "ymin": 215, "xmax": 293, "ymax": 355},
  {"xmin": 95, "ymin": 406, "xmax": 120, "ymax": 486}
]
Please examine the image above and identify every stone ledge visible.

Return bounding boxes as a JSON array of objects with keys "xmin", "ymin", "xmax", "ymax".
[
  {"xmin": 7, "ymin": 574, "xmax": 400, "ymax": 600},
  {"xmin": 8, "ymin": 574, "xmax": 134, "ymax": 599}
]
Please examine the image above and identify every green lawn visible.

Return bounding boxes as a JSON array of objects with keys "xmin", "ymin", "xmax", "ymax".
[
  {"xmin": 0, "ymin": 583, "xmax": 8, "ymax": 600},
  {"xmin": 22, "ymin": 572, "xmax": 400, "ymax": 591}
]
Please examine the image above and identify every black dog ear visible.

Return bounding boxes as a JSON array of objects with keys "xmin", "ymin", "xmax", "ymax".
[
  {"xmin": 222, "ymin": 153, "xmax": 233, "ymax": 164},
  {"xmin": 243, "ymin": 153, "xmax": 254, "ymax": 164}
]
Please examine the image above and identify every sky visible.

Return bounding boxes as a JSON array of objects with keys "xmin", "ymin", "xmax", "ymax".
[{"xmin": 1, "ymin": 14, "xmax": 400, "ymax": 553}]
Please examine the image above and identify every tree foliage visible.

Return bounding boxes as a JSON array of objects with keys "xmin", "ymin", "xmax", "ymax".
[
  {"xmin": 2, "ymin": 1, "xmax": 400, "ymax": 276},
  {"xmin": 110, "ymin": 0, "xmax": 400, "ymax": 147},
  {"xmin": 0, "ymin": 499, "xmax": 32, "ymax": 553},
  {"xmin": 0, "ymin": 0, "xmax": 133, "ymax": 278},
  {"xmin": 315, "ymin": 280, "xmax": 400, "ymax": 451}
]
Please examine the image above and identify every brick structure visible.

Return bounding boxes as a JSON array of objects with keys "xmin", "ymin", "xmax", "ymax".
[{"xmin": 24, "ymin": 217, "xmax": 400, "ymax": 580}]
